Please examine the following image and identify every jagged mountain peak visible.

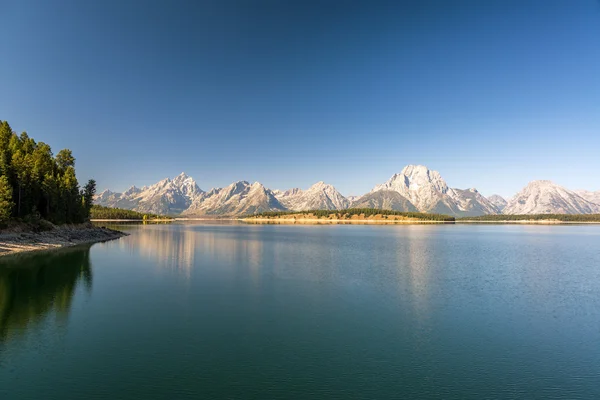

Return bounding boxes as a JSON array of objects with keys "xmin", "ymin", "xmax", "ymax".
[
  {"xmin": 182, "ymin": 179, "xmax": 284, "ymax": 216},
  {"xmin": 275, "ymin": 181, "xmax": 349, "ymax": 211},
  {"xmin": 371, "ymin": 165, "xmax": 497, "ymax": 216},
  {"xmin": 575, "ymin": 190, "xmax": 600, "ymax": 206},
  {"xmin": 372, "ymin": 165, "xmax": 450, "ymax": 212},
  {"xmin": 123, "ymin": 186, "xmax": 142, "ymax": 197},
  {"xmin": 95, "ymin": 167, "xmax": 600, "ymax": 217},
  {"xmin": 172, "ymin": 172, "xmax": 191, "ymax": 184},
  {"xmin": 527, "ymin": 180, "xmax": 557, "ymax": 188},
  {"xmin": 401, "ymin": 164, "xmax": 437, "ymax": 176},
  {"xmin": 309, "ymin": 181, "xmax": 338, "ymax": 190},
  {"xmin": 487, "ymin": 194, "xmax": 508, "ymax": 212},
  {"xmin": 95, "ymin": 173, "xmax": 203, "ymax": 215},
  {"xmin": 504, "ymin": 180, "xmax": 599, "ymax": 215}
]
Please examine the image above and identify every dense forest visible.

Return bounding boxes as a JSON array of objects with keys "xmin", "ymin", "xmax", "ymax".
[
  {"xmin": 90, "ymin": 205, "xmax": 169, "ymax": 220},
  {"xmin": 251, "ymin": 208, "xmax": 456, "ymax": 221},
  {"xmin": 457, "ymin": 214, "xmax": 600, "ymax": 222},
  {"xmin": 0, "ymin": 120, "xmax": 95, "ymax": 225}
]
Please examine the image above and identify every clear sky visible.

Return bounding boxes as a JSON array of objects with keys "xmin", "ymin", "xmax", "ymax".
[{"xmin": 1, "ymin": 0, "xmax": 599, "ymax": 198}]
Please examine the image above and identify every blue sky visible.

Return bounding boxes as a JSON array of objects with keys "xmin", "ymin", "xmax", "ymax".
[{"xmin": 1, "ymin": 0, "xmax": 599, "ymax": 198}]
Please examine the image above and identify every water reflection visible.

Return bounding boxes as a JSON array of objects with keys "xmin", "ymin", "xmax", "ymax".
[
  {"xmin": 404, "ymin": 227, "xmax": 432, "ymax": 323},
  {"xmin": 0, "ymin": 247, "xmax": 92, "ymax": 343},
  {"xmin": 98, "ymin": 224, "xmax": 269, "ymax": 283}
]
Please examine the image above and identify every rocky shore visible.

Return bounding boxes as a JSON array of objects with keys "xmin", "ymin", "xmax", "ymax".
[{"xmin": 0, "ymin": 223, "xmax": 127, "ymax": 257}]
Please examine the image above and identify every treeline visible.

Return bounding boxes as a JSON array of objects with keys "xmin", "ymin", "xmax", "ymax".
[
  {"xmin": 90, "ymin": 205, "xmax": 168, "ymax": 220},
  {"xmin": 0, "ymin": 120, "xmax": 95, "ymax": 225},
  {"xmin": 252, "ymin": 208, "xmax": 455, "ymax": 221},
  {"xmin": 457, "ymin": 214, "xmax": 600, "ymax": 222}
]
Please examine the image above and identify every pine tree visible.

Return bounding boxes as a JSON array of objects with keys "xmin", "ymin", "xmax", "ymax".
[
  {"xmin": 56, "ymin": 149, "xmax": 75, "ymax": 171},
  {"xmin": 82, "ymin": 179, "xmax": 96, "ymax": 219},
  {"xmin": 61, "ymin": 166, "xmax": 81, "ymax": 223},
  {"xmin": 0, "ymin": 175, "xmax": 14, "ymax": 221}
]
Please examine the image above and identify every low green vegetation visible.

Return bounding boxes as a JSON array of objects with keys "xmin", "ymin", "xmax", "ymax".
[
  {"xmin": 90, "ymin": 205, "xmax": 170, "ymax": 220},
  {"xmin": 250, "ymin": 208, "xmax": 455, "ymax": 221},
  {"xmin": 458, "ymin": 214, "xmax": 600, "ymax": 222},
  {"xmin": 0, "ymin": 119, "xmax": 95, "ymax": 226}
]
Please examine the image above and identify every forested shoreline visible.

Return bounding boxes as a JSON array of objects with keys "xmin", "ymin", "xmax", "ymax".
[
  {"xmin": 0, "ymin": 120, "xmax": 95, "ymax": 227},
  {"xmin": 457, "ymin": 214, "xmax": 600, "ymax": 222},
  {"xmin": 248, "ymin": 209, "xmax": 600, "ymax": 224},
  {"xmin": 90, "ymin": 205, "xmax": 170, "ymax": 220},
  {"xmin": 249, "ymin": 208, "xmax": 456, "ymax": 221}
]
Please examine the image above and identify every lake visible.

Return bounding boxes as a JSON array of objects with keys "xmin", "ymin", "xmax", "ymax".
[{"xmin": 1, "ymin": 223, "xmax": 600, "ymax": 399}]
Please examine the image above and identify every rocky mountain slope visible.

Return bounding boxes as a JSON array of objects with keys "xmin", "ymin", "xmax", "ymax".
[
  {"xmin": 350, "ymin": 190, "xmax": 418, "ymax": 212},
  {"xmin": 487, "ymin": 195, "xmax": 508, "ymax": 212},
  {"xmin": 95, "ymin": 167, "xmax": 600, "ymax": 217},
  {"xmin": 182, "ymin": 181, "xmax": 285, "ymax": 216},
  {"xmin": 95, "ymin": 173, "xmax": 203, "ymax": 215},
  {"xmin": 575, "ymin": 190, "xmax": 600, "ymax": 206},
  {"xmin": 275, "ymin": 182, "xmax": 350, "ymax": 211},
  {"xmin": 504, "ymin": 181, "xmax": 600, "ymax": 215},
  {"xmin": 370, "ymin": 165, "xmax": 499, "ymax": 216}
]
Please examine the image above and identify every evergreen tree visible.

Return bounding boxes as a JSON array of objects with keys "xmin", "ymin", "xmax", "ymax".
[
  {"xmin": 0, "ymin": 119, "xmax": 94, "ymax": 225},
  {"xmin": 61, "ymin": 166, "xmax": 81, "ymax": 223},
  {"xmin": 56, "ymin": 149, "xmax": 75, "ymax": 171},
  {"xmin": 82, "ymin": 179, "xmax": 96, "ymax": 218},
  {"xmin": 0, "ymin": 175, "xmax": 13, "ymax": 221},
  {"xmin": 0, "ymin": 121, "xmax": 13, "ymax": 177}
]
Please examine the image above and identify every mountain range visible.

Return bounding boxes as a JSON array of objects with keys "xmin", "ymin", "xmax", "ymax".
[{"xmin": 94, "ymin": 166, "xmax": 600, "ymax": 217}]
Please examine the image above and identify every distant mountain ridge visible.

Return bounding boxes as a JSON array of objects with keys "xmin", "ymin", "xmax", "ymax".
[
  {"xmin": 182, "ymin": 181, "xmax": 285, "ymax": 216},
  {"xmin": 275, "ymin": 181, "xmax": 350, "ymax": 211},
  {"xmin": 95, "ymin": 172, "xmax": 203, "ymax": 215},
  {"xmin": 487, "ymin": 195, "xmax": 508, "ymax": 212},
  {"xmin": 366, "ymin": 165, "xmax": 500, "ymax": 216},
  {"xmin": 95, "ymin": 166, "xmax": 600, "ymax": 216},
  {"xmin": 575, "ymin": 190, "xmax": 600, "ymax": 206},
  {"xmin": 503, "ymin": 180, "xmax": 600, "ymax": 215}
]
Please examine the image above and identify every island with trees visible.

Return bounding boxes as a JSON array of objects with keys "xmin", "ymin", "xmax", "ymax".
[
  {"xmin": 243, "ymin": 208, "xmax": 456, "ymax": 223},
  {"xmin": 0, "ymin": 120, "xmax": 126, "ymax": 256}
]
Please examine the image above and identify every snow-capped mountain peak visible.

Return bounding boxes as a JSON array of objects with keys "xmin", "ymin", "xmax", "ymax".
[
  {"xmin": 95, "ymin": 168, "xmax": 600, "ymax": 217},
  {"xmin": 94, "ymin": 173, "xmax": 203, "ymax": 215},
  {"xmin": 274, "ymin": 181, "xmax": 349, "ymax": 211},
  {"xmin": 504, "ymin": 180, "xmax": 599, "ymax": 215},
  {"xmin": 371, "ymin": 165, "xmax": 497, "ymax": 216},
  {"xmin": 182, "ymin": 180, "xmax": 284, "ymax": 216}
]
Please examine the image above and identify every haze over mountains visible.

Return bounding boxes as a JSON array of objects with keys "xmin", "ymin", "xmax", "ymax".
[{"xmin": 95, "ymin": 166, "xmax": 600, "ymax": 217}]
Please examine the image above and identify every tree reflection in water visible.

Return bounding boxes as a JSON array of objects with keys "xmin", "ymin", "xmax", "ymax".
[{"xmin": 0, "ymin": 246, "xmax": 92, "ymax": 343}]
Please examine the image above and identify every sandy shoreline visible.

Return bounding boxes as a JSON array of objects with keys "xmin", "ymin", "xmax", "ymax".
[
  {"xmin": 242, "ymin": 218, "xmax": 451, "ymax": 224},
  {"xmin": 243, "ymin": 218, "xmax": 600, "ymax": 225},
  {"xmin": 0, "ymin": 224, "xmax": 128, "ymax": 257}
]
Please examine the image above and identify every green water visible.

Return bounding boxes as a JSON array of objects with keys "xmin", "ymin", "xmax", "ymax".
[{"xmin": 1, "ymin": 223, "xmax": 600, "ymax": 399}]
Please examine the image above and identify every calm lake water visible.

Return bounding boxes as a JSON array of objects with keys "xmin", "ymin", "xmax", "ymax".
[{"xmin": 1, "ymin": 223, "xmax": 600, "ymax": 399}]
